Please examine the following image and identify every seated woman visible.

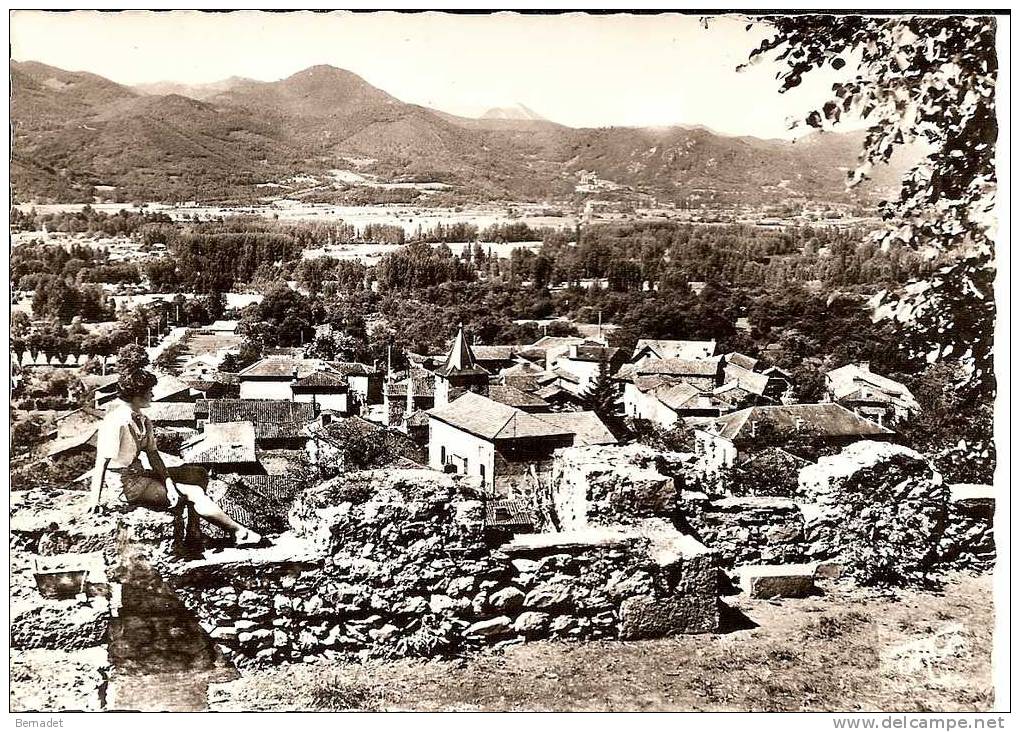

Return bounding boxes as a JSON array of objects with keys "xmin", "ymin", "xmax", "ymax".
[{"xmin": 89, "ymin": 366, "xmax": 263, "ymax": 556}]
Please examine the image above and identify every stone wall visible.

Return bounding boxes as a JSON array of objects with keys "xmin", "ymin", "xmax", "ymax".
[
  {"xmin": 161, "ymin": 468, "xmax": 718, "ymax": 669},
  {"xmin": 548, "ymin": 444, "xmax": 681, "ymax": 531},
  {"xmin": 938, "ymin": 484, "xmax": 995, "ymax": 570},
  {"xmin": 799, "ymin": 441, "xmax": 948, "ymax": 586},
  {"xmin": 10, "ymin": 490, "xmax": 114, "ymax": 712},
  {"xmin": 679, "ymin": 493, "xmax": 811, "ymax": 568}
]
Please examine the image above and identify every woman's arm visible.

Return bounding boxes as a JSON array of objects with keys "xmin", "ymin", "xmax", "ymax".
[{"xmin": 145, "ymin": 443, "xmax": 181, "ymax": 509}]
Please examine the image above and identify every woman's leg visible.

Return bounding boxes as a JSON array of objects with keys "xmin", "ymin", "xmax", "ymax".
[
  {"xmin": 174, "ymin": 481, "xmax": 248, "ymax": 535},
  {"xmin": 167, "ymin": 465, "xmax": 260, "ymax": 542}
]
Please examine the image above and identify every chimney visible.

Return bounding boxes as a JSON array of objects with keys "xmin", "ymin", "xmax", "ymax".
[{"xmin": 858, "ymin": 361, "xmax": 871, "ymax": 372}]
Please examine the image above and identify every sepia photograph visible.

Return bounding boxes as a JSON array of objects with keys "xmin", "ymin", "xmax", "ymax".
[{"xmin": 7, "ymin": 7, "xmax": 1008, "ymax": 717}]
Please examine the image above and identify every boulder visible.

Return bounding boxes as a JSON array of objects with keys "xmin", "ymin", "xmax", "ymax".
[
  {"xmin": 619, "ymin": 594, "xmax": 718, "ymax": 638},
  {"xmin": 513, "ymin": 611, "xmax": 550, "ymax": 637},
  {"xmin": 10, "ymin": 647, "xmax": 110, "ymax": 712},
  {"xmin": 488, "ymin": 586, "xmax": 525, "ymax": 613},
  {"xmin": 737, "ymin": 564, "xmax": 817, "ymax": 599},
  {"xmin": 464, "ymin": 616, "xmax": 512, "ymax": 638},
  {"xmin": 523, "ymin": 579, "xmax": 573, "ymax": 610}
]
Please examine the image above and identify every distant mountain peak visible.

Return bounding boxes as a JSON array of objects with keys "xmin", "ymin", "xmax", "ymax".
[{"xmin": 481, "ymin": 103, "xmax": 547, "ymax": 122}]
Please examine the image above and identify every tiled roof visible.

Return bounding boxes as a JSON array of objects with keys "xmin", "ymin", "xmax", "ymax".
[
  {"xmin": 485, "ymin": 499, "xmax": 535, "ymax": 530},
  {"xmin": 428, "ymin": 392, "xmax": 573, "ymax": 441},
  {"xmin": 151, "ymin": 373, "xmax": 195, "ymax": 402},
  {"xmin": 653, "ymin": 382, "xmax": 703, "ymax": 410},
  {"xmin": 214, "ymin": 474, "xmax": 302, "ymax": 535},
  {"xmin": 530, "ymin": 336, "xmax": 587, "ymax": 350},
  {"xmin": 623, "ymin": 357, "xmax": 721, "ymax": 379},
  {"xmin": 534, "ymin": 384, "xmax": 582, "ymax": 402},
  {"xmin": 500, "ymin": 361, "xmax": 545, "ymax": 377},
  {"xmin": 405, "ymin": 409, "xmax": 430, "ymax": 428},
  {"xmin": 724, "ymin": 352, "xmax": 760, "ymax": 371},
  {"xmin": 706, "ymin": 404, "xmax": 893, "ymax": 442},
  {"xmin": 633, "ymin": 339, "xmax": 717, "ymax": 361},
  {"xmin": 206, "ymin": 400, "xmax": 315, "ymax": 439},
  {"xmin": 142, "ymin": 402, "xmax": 197, "ymax": 423},
  {"xmin": 46, "ymin": 428, "xmax": 98, "ymax": 457},
  {"xmin": 826, "ymin": 364, "xmax": 918, "ymax": 408},
  {"xmin": 181, "ymin": 421, "xmax": 258, "ymax": 464},
  {"xmin": 327, "ymin": 361, "xmax": 380, "ymax": 377},
  {"xmin": 568, "ymin": 345, "xmax": 622, "ymax": 363},
  {"xmin": 500, "ymin": 374, "xmax": 545, "ymax": 393},
  {"xmin": 53, "ymin": 407, "xmax": 104, "ymax": 439},
  {"xmin": 292, "ymin": 370, "xmax": 349, "ymax": 389},
  {"xmin": 257, "ymin": 449, "xmax": 309, "ymax": 475},
  {"xmin": 471, "ymin": 345, "xmax": 520, "ymax": 361},
  {"xmin": 239, "ymin": 356, "xmax": 328, "ymax": 379},
  {"xmin": 487, "ymin": 384, "xmax": 549, "ymax": 409},
  {"xmin": 723, "ymin": 363, "xmax": 770, "ymax": 396},
  {"xmin": 533, "ymin": 411, "xmax": 618, "ymax": 446}
]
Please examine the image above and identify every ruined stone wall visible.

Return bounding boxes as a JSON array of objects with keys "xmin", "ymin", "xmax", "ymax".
[
  {"xmin": 937, "ymin": 484, "xmax": 995, "ymax": 571},
  {"xmin": 162, "ymin": 469, "xmax": 718, "ymax": 669},
  {"xmin": 10, "ymin": 490, "xmax": 115, "ymax": 712},
  {"xmin": 679, "ymin": 494, "xmax": 812, "ymax": 568},
  {"xmin": 549, "ymin": 444, "xmax": 679, "ymax": 531}
]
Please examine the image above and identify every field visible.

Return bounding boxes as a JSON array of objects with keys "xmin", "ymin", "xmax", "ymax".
[{"xmin": 208, "ymin": 572, "xmax": 996, "ymax": 712}]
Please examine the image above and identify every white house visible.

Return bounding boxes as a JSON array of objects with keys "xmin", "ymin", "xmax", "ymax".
[
  {"xmin": 290, "ymin": 370, "xmax": 350, "ymax": 413},
  {"xmin": 631, "ymin": 339, "xmax": 717, "ymax": 363},
  {"xmin": 427, "ymin": 392, "xmax": 575, "ymax": 495},
  {"xmin": 824, "ymin": 362, "xmax": 919, "ymax": 425},
  {"xmin": 238, "ymin": 356, "xmax": 330, "ymax": 400}
]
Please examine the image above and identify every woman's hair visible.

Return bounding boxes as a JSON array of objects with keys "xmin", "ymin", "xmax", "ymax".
[{"xmin": 118, "ymin": 368, "xmax": 158, "ymax": 400}]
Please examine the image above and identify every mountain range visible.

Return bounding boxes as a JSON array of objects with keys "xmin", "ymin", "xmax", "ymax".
[{"xmin": 10, "ymin": 60, "xmax": 909, "ymax": 205}]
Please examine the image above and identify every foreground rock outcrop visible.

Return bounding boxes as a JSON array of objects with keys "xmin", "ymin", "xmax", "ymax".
[{"xmin": 798, "ymin": 441, "xmax": 949, "ymax": 586}]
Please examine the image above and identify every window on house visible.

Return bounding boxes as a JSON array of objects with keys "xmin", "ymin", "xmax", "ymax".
[
  {"xmin": 440, "ymin": 446, "xmax": 446, "ymax": 464},
  {"xmin": 480, "ymin": 464, "xmax": 486, "ymax": 482}
]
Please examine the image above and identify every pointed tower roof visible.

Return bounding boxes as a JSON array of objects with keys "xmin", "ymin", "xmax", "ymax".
[{"xmin": 435, "ymin": 324, "xmax": 489, "ymax": 378}]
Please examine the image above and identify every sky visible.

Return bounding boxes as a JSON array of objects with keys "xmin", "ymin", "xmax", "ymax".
[{"xmin": 9, "ymin": 11, "xmax": 852, "ymax": 139}]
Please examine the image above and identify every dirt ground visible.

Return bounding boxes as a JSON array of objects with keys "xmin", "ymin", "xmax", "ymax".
[{"xmin": 208, "ymin": 571, "xmax": 996, "ymax": 712}]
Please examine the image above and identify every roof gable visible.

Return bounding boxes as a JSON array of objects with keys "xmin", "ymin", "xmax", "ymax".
[{"xmin": 428, "ymin": 392, "xmax": 571, "ymax": 441}]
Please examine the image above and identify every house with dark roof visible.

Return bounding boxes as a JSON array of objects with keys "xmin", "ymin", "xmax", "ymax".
[
  {"xmin": 238, "ymin": 356, "xmax": 331, "ymax": 400},
  {"xmin": 427, "ymin": 392, "xmax": 575, "ymax": 495},
  {"xmin": 619, "ymin": 357, "xmax": 725, "ymax": 418},
  {"xmin": 427, "ymin": 392, "xmax": 616, "ymax": 495},
  {"xmin": 207, "ymin": 474, "xmax": 302, "ymax": 537},
  {"xmin": 142, "ymin": 401, "xmax": 199, "ymax": 429},
  {"xmin": 328, "ymin": 361, "xmax": 384, "ymax": 405},
  {"xmin": 694, "ymin": 403, "xmax": 894, "ymax": 470},
  {"xmin": 624, "ymin": 376, "xmax": 727, "ymax": 427},
  {"xmin": 825, "ymin": 362, "xmax": 919, "ymax": 426},
  {"xmin": 486, "ymin": 384, "xmax": 550, "ymax": 412},
  {"xmin": 203, "ymin": 399, "xmax": 316, "ymax": 449},
  {"xmin": 291, "ymin": 369, "xmax": 349, "ymax": 414}
]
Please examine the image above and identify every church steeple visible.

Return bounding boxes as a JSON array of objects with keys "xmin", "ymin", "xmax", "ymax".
[
  {"xmin": 442, "ymin": 323, "xmax": 477, "ymax": 373},
  {"xmin": 434, "ymin": 323, "xmax": 490, "ymax": 406}
]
